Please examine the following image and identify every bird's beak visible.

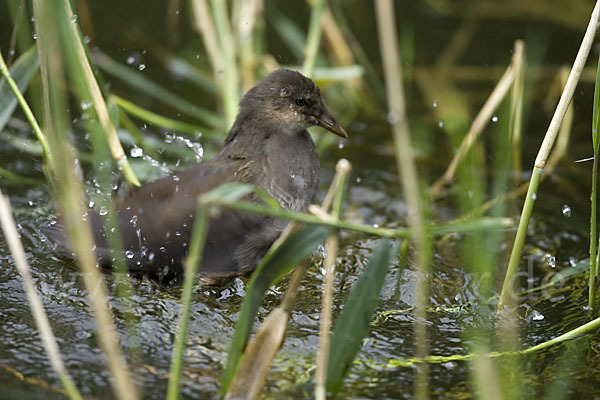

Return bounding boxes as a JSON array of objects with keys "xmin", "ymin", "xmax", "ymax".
[{"xmin": 315, "ymin": 106, "xmax": 348, "ymax": 138}]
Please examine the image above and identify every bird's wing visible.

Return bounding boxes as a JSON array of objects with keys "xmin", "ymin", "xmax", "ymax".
[{"xmin": 90, "ymin": 157, "xmax": 273, "ymax": 282}]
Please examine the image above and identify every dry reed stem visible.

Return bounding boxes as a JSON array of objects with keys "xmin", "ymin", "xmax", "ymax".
[
  {"xmin": 375, "ymin": 1, "xmax": 430, "ymax": 398},
  {"xmin": 534, "ymin": 2, "xmax": 599, "ymax": 168},
  {"xmin": 191, "ymin": 0, "xmax": 223, "ymax": 75},
  {"xmin": 33, "ymin": 2, "xmax": 139, "ymax": 397},
  {"xmin": 315, "ymin": 159, "xmax": 350, "ymax": 400},
  {"xmin": 321, "ymin": 9, "xmax": 354, "ymax": 66},
  {"xmin": 430, "ymin": 63, "xmax": 515, "ymax": 196}
]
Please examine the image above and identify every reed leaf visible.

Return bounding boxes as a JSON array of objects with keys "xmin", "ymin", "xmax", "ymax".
[
  {"xmin": 325, "ymin": 239, "xmax": 399, "ymax": 395},
  {"xmin": 220, "ymin": 224, "xmax": 331, "ymax": 395},
  {"xmin": 0, "ymin": 47, "xmax": 39, "ymax": 132}
]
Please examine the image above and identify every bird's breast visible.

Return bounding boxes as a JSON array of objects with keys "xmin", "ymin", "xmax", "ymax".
[{"xmin": 263, "ymin": 132, "xmax": 319, "ymax": 212}]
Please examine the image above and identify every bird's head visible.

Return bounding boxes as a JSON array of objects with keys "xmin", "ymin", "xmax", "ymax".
[{"xmin": 234, "ymin": 69, "xmax": 348, "ymax": 139}]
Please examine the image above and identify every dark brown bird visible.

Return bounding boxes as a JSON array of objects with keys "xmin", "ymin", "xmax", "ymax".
[{"xmin": 47, "ymin": 69, "xmax": 347, "ymax": 285}]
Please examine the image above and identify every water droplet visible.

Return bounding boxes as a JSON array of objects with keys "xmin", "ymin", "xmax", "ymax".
[
  {"xmin": 138, "ymin": 64, "xmax": 146, "ymax": 71},
  {"xmin": 32, "ymin": 33, "xmax": 38, "ymax": 40},
  {"xmin": 70, "ymin": 14, "xmax": 78, "ymax": 23},
  {"xmin": 290, "ymin": 172, "xmax": 296, "ymax": 179},
  {"xmin": 531, "ymin": 193, "xmax": 537, "ymax": 200},
  {"xmin": 373, "ymin": 223, "xmax": 380, "ymax": 228},
  {"xmin": 562, "ymin": 204, "xmax": 571, "ymax": 217},
  {"xmin": 338, "ymin": 142, "xmax": 344, "ymax": 149},
  {"xmin": 491, "ymin": 115, "xmax": 498, "ymax": 123},
  {"xmin": 88, "ymin": 200, "xmax": 95, "ymax": 208},
  {"xmin": 126, "ymin": 55, "xmax": 135, "ymax": 65},
  {"xmin": 531, "ymin": 310, "xmax": 544, "ymax": 321},
  {"xmin": 130, "ymin": 147, "xmax": 143, "ymax": 158},
  {"xmin": 546, "ymin": 254, "xmax": 556, "ymax": 268},
  {"xmin": 569, "ymin": 256, "xmax": 577, "ymax": 267},
  {"xmin": 356, "ymin": 177, "xmax": 361, "ymax": 183},
  {"xmin": 387, "ymin": 111, "xmax": 400, "ymax": 124},
  {"xmin": 438, "ymin": 121, "xmax": 444, "ymax": 128},
  {"xmin": 432, "ymin": 100, "xmax": 438, "ymax": 108},
  {"xmin": 148, "ymin": 252, "xmax": 155, "ymax": 262},
  {"xmin": 80, "ymin": 101, "xmax": 92, "ymax": 110},
  {"xmin": 125, "ymin": 250, "xmax": 135, "ymax": 259},
  {"xmin": 98, "ymin": 207, "xmax": 108, "ymax": 216}
]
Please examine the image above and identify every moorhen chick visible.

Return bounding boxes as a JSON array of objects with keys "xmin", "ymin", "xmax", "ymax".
[{"xmin": 48, "ymin": 69, "xmax": 347, "ymax": 285}]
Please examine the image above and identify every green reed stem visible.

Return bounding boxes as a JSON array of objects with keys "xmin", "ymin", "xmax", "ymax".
[
  {"xmin": 499, "ymin": 167, "xmax": 541, "ymax": 308},
  {"xmin": 302, "ymin": 0, "xmax": 326, "ymax": 77},
  {"xmin": 211, "ymin": 0, "xmax": 239, "ymax": 127},
  {"xmin": 211, "ymin": 198, "xmax": 511, "ymax": 239},
  {"xmin": 521, "ymin": 316, "xmax": 600, "ymax": 354},
  {"xmin": 368, "ymin": 315, "xmax": 600, "ymax": 370},
  {"xmin": 498, "ymin": 0, "xmax": 600, "ymax": 310},
  {"xmin": 509, "ymin": 40, "xmax": 526, "ymax": 176},
  {"xmin": 589, "ymin": 53, "xmax": 600, "ymax": 312},
  {"xmin": 0, "ymin": 50, "xmax": 53, "ymax": 171},
  {"xmin": 590, "ymin": 151, "xmax": 599, "ymax": 311},
  {"xmin": 166, "ymin": 204, "xmax": 210, "ymax": 400},
  {"xmin": 111, "ymin": 94, "xmax": 210, "ymax": 137}
]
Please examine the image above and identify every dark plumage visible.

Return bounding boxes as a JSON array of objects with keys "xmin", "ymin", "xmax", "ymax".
[{"xmin": 47, "ymin": 69, "xmax": 347, "ymax": 285}]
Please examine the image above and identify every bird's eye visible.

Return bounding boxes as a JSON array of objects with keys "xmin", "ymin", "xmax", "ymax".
[{"xmin": 295, "ymin": 97, "xmax": 306, "ymax": 106}]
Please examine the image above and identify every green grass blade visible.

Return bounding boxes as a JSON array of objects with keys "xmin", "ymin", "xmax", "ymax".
[
  {"xmin": 93, "ymin": 50, "xmax": 223, "ymax": 130},
  {"xmin": 219, "ymin": 224, "xmax": 331, "ymax": 395},
  {"xmin": 210, "ymin": 0, "xmax": 239, "ymax": 127},
  {"xmin": 201, "ymin": 182, "xmax": 256, "ymax": 204},
  {"xmin": 0, "ymin": 46, "xmax": 39, "ymax": 132},
  {"xmin": 271, "ymin": 11, "xmax": 305, "ymax": 59},
  {"xmin": 111, "ymin": 94, "xmax": 213, "ymax": 137},
  {"xmin": 167, "ymin": 204, "xmax": 210, "ymax": 400},
  {"xmin": 325, "ymin": 239, "xmax": 399, "ymax": 395},
  {"xmin": 589, "ymin": 52, "xmax": 600, "ymax": 310},
  {"xmin": 302, "ymin": 0, "xmax": 326, "ymax": 77},
  {"xmin": 592, "ymin": 53, "xmax": 600, "ymax": 151}
]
